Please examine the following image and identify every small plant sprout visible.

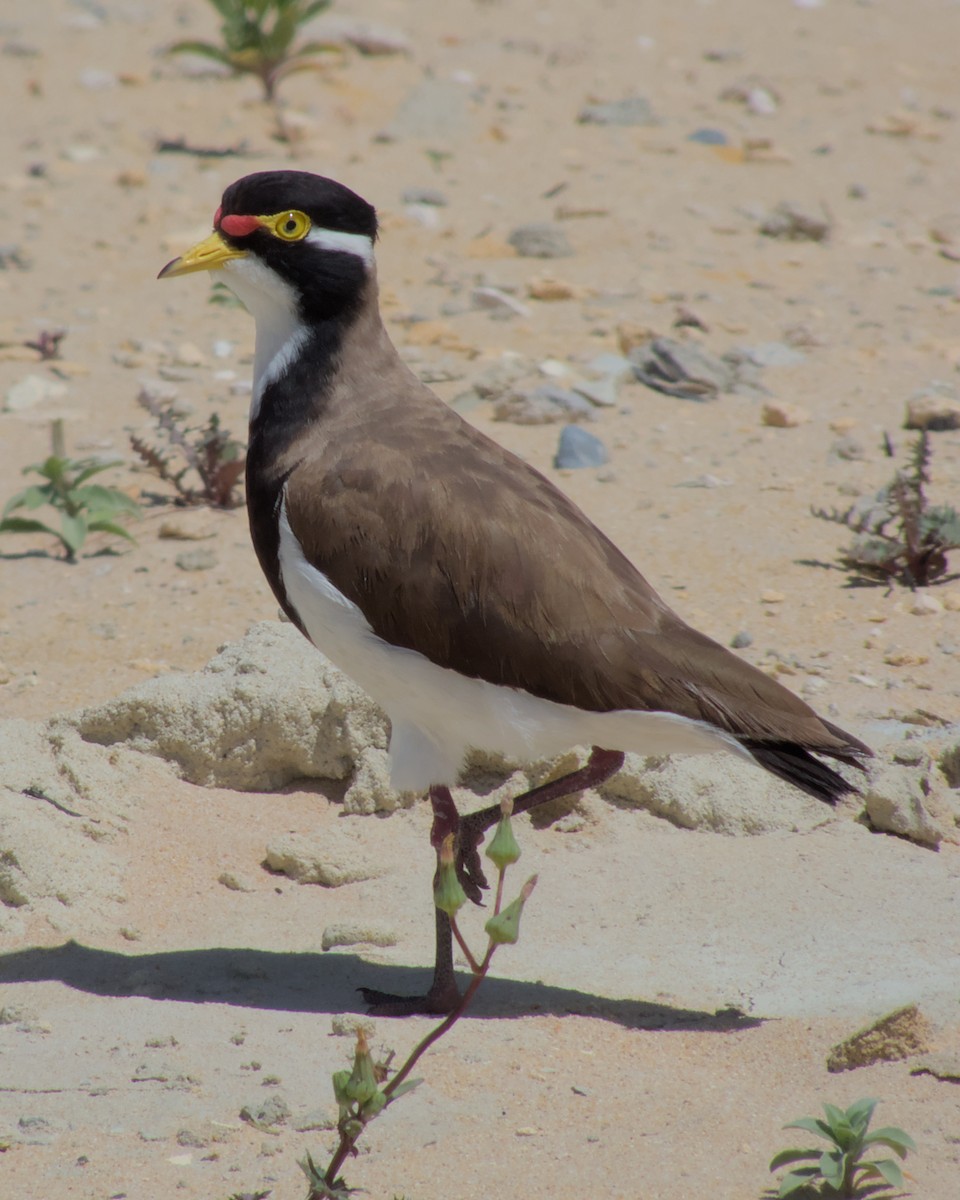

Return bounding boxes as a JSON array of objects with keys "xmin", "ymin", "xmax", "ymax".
[
  {"xmin": 769, "ymin": 1097, "xmax": 915, "ymax": 1198},
  {"xmin": 813, "ymin": 431, "xmax": 960, "ymax": 588},
  {"xmin": 0, "ymin": 419, "xmax": 139, "ymax": 562},
  {"xmin": 300, "ymin": 801, "xmax": 538, "ymax": 1200},
  {"xmin": 167, "ymin": 0, "xmax": 339, "ymax": 102}
]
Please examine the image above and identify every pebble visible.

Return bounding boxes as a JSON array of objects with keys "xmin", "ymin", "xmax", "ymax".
[
  {"xmin": 830, "ymin": 435, "xmax": 866, "ymax": 461},
  {"xmin": 218, "ymin": 870, "xmax": 255, "ymax": 892},
  {"xmin": 760, "ymin": 589, "xmax": 786, "ymax": 604},
  {"xmin": 330, "ymin": 1014, "xmax": 377, "ymax": 1038},
  {"xmin": 759, "ymin": 201, "xmax": 831, "ymax": 242},
  {"xmin": 571, "ymin": 377, "xmax": 618, "ymax": 408},
  {"xmin": 911, "ymin": 594, "xmax": 943, "ymax": 616},
  {"xmin": 175, "ymin": 548, "xmax": 217, "ymax": 572},
  {"xmin": 173, "ymin": 342, "xmax": 206, "ymax": 368},
  {"xmin": 738, "ymin": 341, "xmax": 806, "ymax": 369},
  {"xmin": 904, "ymin": 392, "xmax": 960, "ymax": 431},
  {"xmin": 401, "ymin": 186, "xmax": 447, "ymax": 206},
  {"xmin": 584, "ymin": 353, "xmax": 634, "ymax": 382},
  {"xmin": 688, "ymin": 127, "xmax": 729, "ymax": 145},
  {"xmin": 4, "ymin": 373, "xmax": 68, "ymax": 412},
  {"xmin": 240, "ymin": 1095, "xmax": 290, "ymax": 1129},
  {"xmin": 631, "ymin": 338, "xmax": 734, "ymax": 399},
  {"xmin": 494, "ymin": 386, "xmax": 594, "ymax": 425},
  {"xmin": 554, "ymin": 424, "xmax": 609, "ymax": 469},
  {"xmin": 730, "ymin": 630, "xmax": 753, "ymax": 649},
  {"xmin": 321, "ymin": 922, "xmax": 399, "ymax": 950},
  {"xmin": 527, "ymin": 276, "xmax": 577, "ymax": 301},
  {"xmin": 761, "ymin": 400, "xmax": 809, "ymax": 427},
  {"xmin": 577, "ymin": 96, "xmax": 658, "ymax": 126},
  {"xmin": 471, "ymin": 286, "xmax": 530, "ymax": 318},
  {"xmin": 507, "ymin": 222, "xmax": 573, "ymax": 259}
]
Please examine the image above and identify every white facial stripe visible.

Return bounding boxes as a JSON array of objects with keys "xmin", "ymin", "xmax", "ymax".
[
  {"xmin": 305, "ymin": 226, "xmax": 374, "ymax": 265},
  {"xmin": 221, "ymin": 256, "xmax": 308, "ymax": 421}
]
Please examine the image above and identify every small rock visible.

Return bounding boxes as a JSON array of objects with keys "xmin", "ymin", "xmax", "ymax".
[
  {"xmin": 4, "ymin": 374, "xmax": 68, "ymax": 412},
  {"xmin": 688, "ymin": 128, "xmax": 729, "ymax": 145},
  {"xmin": 827, "ymin": 1004, "xmax": 932, "ymax": 1072},
  {"xmin": 760, "ymin": 589, "xmax": 786, "ymax": 604},
  {"xmin": 759, "ymin": 201, "xmax": 831, "ymax": 242},
  {"xmin": 761, "ymin": 401, "xmax": 809, "ymax": 428},
  {"xmin": 175, "ymin": 548, "xmax": 217, "ymax": 572},
  {"xmin": 904, "ymin": 392, "xmax": 960, "ymax": 431},
  {"xmin": 738, "ymin": 342, "xmax": 806, "ymax": 369},
  {"xmin": 730, "ymin": 631, "xmax": 753, "ymax": 649},
  {"xmin": 527, "ymin": 276, "xmax": 577, "ymax": 301},
  {"xmin": 911, "ymin": 594, "xmax": 943, "ymax": 616},
  {"xmin": 941, "ymin": 591, "xmax": 960, "ymax": 613},
  {"xmin": 263, "ymin": 832, "xmax": 382, "ymax": 888},
  {"xmin": 218, "ymin": 871, "xmax": 255, "ymax": 892},
  {"xmin": 584, "ymin": 353, "xmax": 634, "ymax": 382},
  {"xmin": 554, "ymin": 425, "xmax": 609, "ymax": 469},
  {"xmin": 401, "ymin": 187, "xmax": 447, "ymax": 206},
  {"xmin": 630, "ymin": 338, "xmax": 734, "ymax": 400},
  {"xmin": 830, "ymin": 435, "xmax": 865, "ymax": 461},
  {"xmin": 330, "ymin": 1014, "xmax": 377, "ymax": 1038},
  {"xmin": 507, "ymin": 223, "xmax": 573, "ymax": 259},
  {"xmin": 173, "ymin": 342, "xmax": 206, "ymax": 368},
  {"xmin": 240, "ymin": 1094, "xmax": 290, "ymax": 1129},
  {"xmin": 471, "ymin": 286, "xmax": 530, "ymax": 318},
  {"xmin": 578, "ymin": 96, "xmax": 658, "ymax": 126},
  {"xmin": 863, "ymin": 763, "xmax": 945, "ymax": 847},
  {"xmin": 321, "ymin": 923, "xmax": 399, "ymax": 951},
  {"xmin": 571, "ymin": 377, "xmax": 618, "ymax": 408},
  {"xmin": 494, "ymin": 386, "xmax": 593, "ymax": 425}
]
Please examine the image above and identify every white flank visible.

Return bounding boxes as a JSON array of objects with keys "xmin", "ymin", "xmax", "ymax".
[
  {"xmin": 221, "ymin": 255, "xmax": 308, "ymax": 421},
  {"xmin": 277, "ymin": 495, "xmax": 748, "ymax": 794},
  {"xmin": 305, "ymin": 226, "xmax": 375, "ymax": 265}
]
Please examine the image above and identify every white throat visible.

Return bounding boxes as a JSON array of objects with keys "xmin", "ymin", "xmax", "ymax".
[{"xmin": 221, "ymin": 255, "xmax": 308, "ymax": 421}]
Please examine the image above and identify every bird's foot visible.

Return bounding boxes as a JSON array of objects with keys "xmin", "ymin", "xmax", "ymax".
[{"xmin": 358, "ymin": 974, "xmax": 462, "ymax": 1017}]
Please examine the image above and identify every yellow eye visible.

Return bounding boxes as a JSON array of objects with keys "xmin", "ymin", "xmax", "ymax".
[{"xmin": 272, "ymin": 211, "xmax": 311, "ymax": 241}]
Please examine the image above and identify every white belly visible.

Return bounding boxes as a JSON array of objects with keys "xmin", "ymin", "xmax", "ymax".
[{"xmin": 277, "ymin": 498, "xmax": 746, "ymax": 793}]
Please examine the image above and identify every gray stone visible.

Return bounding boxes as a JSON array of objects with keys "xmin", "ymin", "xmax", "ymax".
[
  {"xmin": 759, "ymin": 201, "xmax": 831, "ymax": 242},
  {"xmin": 554, "ymin": 425, "xmax": 610, "ymax": 469},
  {"xmin": 471, "ymin": 286, "xmax": 530, "ymax": 318},
  {"xmin": 507, "ymin": 222, "xmax": 573, "ymax": 259},
  {"xmin": 494, "ymin": 386, "xmax": 593, "ymax": 426},
  {"xmin": 175, "ymin": 548, "xmax": 217, "ymax": 572},
  {"xmin": 736, "ymin": 341, "xmax": 806, "ymax": 369},
  {"xmin": 401, "ymin": 186, "xmax": 447, "ymax": 206},
  {"xmin": 240, "ymin": 1094, "xmax": 290, "ymax": 1129},
  {"xmin": 571, "ymin": 377, "xmax": 619, "ymax": 408},
  {"xmin": 630, "ymin": 338, "xmax": 735, "ymax": 399},
  {"xmin": 578, "ymin": 96, "xmax": 658, "ymax": 126}
]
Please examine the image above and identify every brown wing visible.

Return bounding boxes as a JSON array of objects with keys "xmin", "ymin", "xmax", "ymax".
[{"xmin": 284, "ymin": 386, "xmax": 867, "ymax": 763}]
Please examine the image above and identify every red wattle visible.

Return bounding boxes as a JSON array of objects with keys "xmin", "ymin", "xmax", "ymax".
[{"xmin": 220, "ymin": 213, "xmax": 261, "ymax": 237}]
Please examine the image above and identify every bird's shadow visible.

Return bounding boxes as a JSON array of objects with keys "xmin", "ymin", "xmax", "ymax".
[{"xmin": 0, "ymin": 941, "xmax": 760, "ymax": 1034}]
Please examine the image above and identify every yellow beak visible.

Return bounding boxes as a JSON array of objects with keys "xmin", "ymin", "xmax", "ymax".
[{"xmin": 158, "ymin": 230, "xmax": 248, "ymax": 279}]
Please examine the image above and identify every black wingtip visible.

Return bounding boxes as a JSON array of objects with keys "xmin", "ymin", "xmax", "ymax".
[{"xmin": 743, "ymin": 739, "xmax": 871, "ymax": 805}]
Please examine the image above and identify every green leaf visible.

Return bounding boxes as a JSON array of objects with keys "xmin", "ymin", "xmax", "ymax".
[
  {"xmin": 59, "ymin": 512, "xmax": 88, "ymax": 556},
  {"xmin": 784, "ymin": 1116, "xmax": 835, "ymax": 1143},
  {"xmin": 167, "ymin": 39, "xmax": 236, "ymax": 66},
  {"xmin": 769, "ymin": 1148, "xmax": 821, "ymax": 1172},
  {"xmin": 842, "ymin": 1096, "xmax": 878, "ymax": 1133},
  {"xmin": 385, "ymin": 1078, "xmax": 422, "ymax": 1102},
  {"xmin": 39, "ymin": 455, "xmax": 68, "ymax": 484},
  {"xmin": 71, "ymin": 459, "xmax": 122, "ymax": 486},
  {"xmin": 858, "ymin": 1157, "xmax": 905, "ymax": 1188},
  {"xmin": 73, "ymin": 485, "xmax": 140, "ymax": 517},
  {"xmin": 87, "ymin": 519, "xmax": 137, "ymax": 544},
  {"xmin": 0, "ymin": 515, "xmax": 61, "ymax": 540},
  {"xmin": 863, "ymin": 1126, "xmax": 916, "ymax": 1156},
  {"xmin": 819, "ymin": 1149, "xmax": 844, "ymax": 1189},
  {"xmin": 778, "ymin": 1167, "xmax": 820, "ymax": 1198},
  {"xmin": 2, "ymin": 484, "xmax": 52, "ymax": 516}
]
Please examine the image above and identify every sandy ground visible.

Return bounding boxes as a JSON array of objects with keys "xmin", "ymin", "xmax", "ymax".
[{"xmin": 2, "ymin": 1, "xmax": 960, "ymax": 1197}]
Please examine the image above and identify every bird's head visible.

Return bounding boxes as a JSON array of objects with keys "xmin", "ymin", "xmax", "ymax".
[{"xmin": 159, "ymin": 170, "xmax": 378, "ymax": 324}]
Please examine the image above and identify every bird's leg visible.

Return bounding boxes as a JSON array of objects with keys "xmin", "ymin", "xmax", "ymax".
[
  {"xmin": 359, "ymin": 784, "xmax": 465, "ymax": 1016},
  {"xmin": 361, "ymin": 749, "xmax": 625, "ymax": 1016},
  {"xmin": 457, "ymin": 746, "xmax": 625, "ymax": 902}
]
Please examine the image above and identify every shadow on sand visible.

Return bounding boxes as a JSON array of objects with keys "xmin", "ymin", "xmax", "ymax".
[{"xmin": 0, "ymin": 940, "xmax": 761, "ymax": 1033}]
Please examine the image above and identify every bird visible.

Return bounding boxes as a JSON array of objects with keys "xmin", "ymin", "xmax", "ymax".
[{"xmin": 160, "ymin": 169, "xmax": 871, "ymax": 1014}]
